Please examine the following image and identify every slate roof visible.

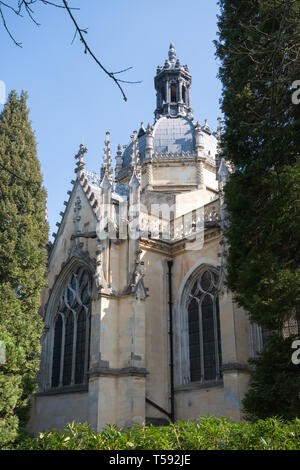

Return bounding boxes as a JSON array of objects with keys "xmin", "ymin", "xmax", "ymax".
[{"xmin": 122, "ymin": 116, "xmax": 218, "ymax": 168}]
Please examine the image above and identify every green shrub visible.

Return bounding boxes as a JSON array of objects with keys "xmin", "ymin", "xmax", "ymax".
[
  {"xmin": 242, "ymin": 334, "xmax": 300, "ymax": 421},
  {"xmin": 14, "ymin": 416, "xmax": 300, "ymax": 450}
]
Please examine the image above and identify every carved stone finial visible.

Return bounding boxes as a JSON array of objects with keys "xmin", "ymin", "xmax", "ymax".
[
  {"xmin": 146, "ymin": 123, "xmax": 153, "ymax": 136},
  {"xmin": 168, "ymin": 43, "xmax": 176, "ymax": 63},
  {"xmin": 101, "ymin": 131, "xmax": 113, "ymax": 185},
  {"xmin": 203, "ymin": 119, "xmax": 211, "ymax": 134},
  {"xmin": 115, "ymin": 144, "xmax": 123, "ymax": 180},
  {"xmin": 138, "ymin": 122, "xmax": 146, "ymax": 138},
  {"xmin": 74, "ymin": 144, "xmax": 88, "ymax": 175},
  {"xmin": 130, "ymin": 131, "xmax": 137, "ymax": 166},
  {"xmin": 104, "ymin": 131, "xmax": 111, "ymax": 165},
  {"xmin": 129, "ymin": 131, "xmax": 141, "ymax": 183},
  {"xmin": 194, "ymin": 121, "xmax": 202, "ymax": 133}
]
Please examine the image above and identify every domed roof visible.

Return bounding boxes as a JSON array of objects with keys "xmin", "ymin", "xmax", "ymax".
[
  {"xmin": 153, "ymin": 117, "xmax": 195, "ymax": 153},
  {"xmin": 120, "ymin": 45, "xmax": 220, "ymax": 172},
  {"xmin": 122, "ymin": 116, "xmax": 218, "ymax": 169},
  {"xmin": 122, "ymin": 116, "xmax": 196, "ymax": 168}
]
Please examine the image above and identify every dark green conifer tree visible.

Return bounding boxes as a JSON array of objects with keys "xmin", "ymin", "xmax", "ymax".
[
  {"xmin": 242, "ymin": 334, "xmax": 300, "ymax": 421},
  {"xmin": 0, "ymin": 91, "xmax": 48, "ymax": 446},
  {"xmin": 215, "ymin": 0, "xmax": 300, "ymax": 418}
]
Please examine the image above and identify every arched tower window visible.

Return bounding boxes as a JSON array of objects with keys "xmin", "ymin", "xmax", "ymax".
[
  {"xmin": 171, "ymin": 83, "xmax": 177, "ymax": 102},
  {"xmin": 51, "ymin": 266, "xmax": 92, "ymax": 388},
  {"xmin": 182, "ymin": 85, "xmax": 186, "ymax": 104},
  {"xmin": 187, "ymin": 268, "xmax": 222, "ymax": 383}
]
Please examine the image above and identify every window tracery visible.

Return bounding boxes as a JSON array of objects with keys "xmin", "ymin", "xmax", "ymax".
[
  {"xmin": 187, "ymin": 268, "xmax": 222, "ymax": 383},
  {"xmin": 51, "ymin": 266, "xmax": 91, "ymax": 388}
]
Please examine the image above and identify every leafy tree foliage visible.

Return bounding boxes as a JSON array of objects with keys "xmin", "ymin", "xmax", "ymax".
[
  {"xmin": 242, "ymin": 334, "xmax": 300, "ymax": 421},
  {"xmin": 0, "ymin": 91, "xmax": 48, "ymax": 447},
  {"xmin": 215, "ymin": 0, "xmax": 300, "ymax": 418},
  {"xmin": 215, "ymin": 0, "xmax": 300, "ymax": 327}
]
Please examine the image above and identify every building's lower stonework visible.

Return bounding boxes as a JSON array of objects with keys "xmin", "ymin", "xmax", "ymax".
[{"xmin": 28, "ymin": 45, "xmax": 264, "ymax": 435}]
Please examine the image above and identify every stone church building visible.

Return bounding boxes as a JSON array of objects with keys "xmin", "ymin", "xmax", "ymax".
[{"xmin": 29, "ymin": 44, "xmax": 264, "ymax": 434}]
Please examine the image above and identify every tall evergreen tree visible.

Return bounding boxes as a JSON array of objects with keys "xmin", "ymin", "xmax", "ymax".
[
  {"xmin": 215, "ymin": 0, "xmax": 300, "ymax": 418},
  {"xmin": 0, "ymin": 91, "xmax": 48, "ymax": 446},
  {"xmin": 242, "ymin": 334, "xmax": 300, "ymax": 421}
]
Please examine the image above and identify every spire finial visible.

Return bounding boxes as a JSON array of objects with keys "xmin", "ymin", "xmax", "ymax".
[
  {"xmin": 74, "ymin": 144, "xmax": 88, "ymax": 175},
  {"xmin": 101, "ymin": 131, "xmax": 113, "ymax": 184},
  {"xmin": 203, "ymin": 119, "xmax": 211, "ymax": 134},
  {"xmin": 168, "ymin": 43, "xmax": 176, "ymax": 63},
  {"xmin": 104, "ymin": 131, "xmax": 111, "ymax": 166},
  {"xmin": 115, "ymin": 144, "xmax": 123, "ymax": 180},
  {"xmin": 130, "ymin": 130, "xmax": 141, "ymax": 183}
]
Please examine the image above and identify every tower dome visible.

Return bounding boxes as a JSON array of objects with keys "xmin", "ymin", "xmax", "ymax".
[{"xmin": 118, "ymin": 44, "xmax": 219, "ymax": 183}]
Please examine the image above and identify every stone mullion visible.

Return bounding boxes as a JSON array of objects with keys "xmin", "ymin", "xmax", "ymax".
[{"xmin": 198, "ymin": 298, "xmax": 205, "ymax": 382}]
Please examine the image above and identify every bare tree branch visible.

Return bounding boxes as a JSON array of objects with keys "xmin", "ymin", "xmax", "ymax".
[
  {"xmin": 61, "ymin": 0, "xmax": 142, "ymax": 101},
  {"xmin": 0, "ymin": 4, "xmax": 22, "ymax": 46},
  {"xmin": 0, "ymin": 0, "xmax": 142, "ymax": 101}
]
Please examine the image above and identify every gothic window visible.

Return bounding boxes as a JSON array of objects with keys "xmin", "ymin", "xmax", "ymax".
[
  {"xmin": 51, "ymin": 266, "xmax": 92, "ymax": 388},
  {"xmin": 171, "ymin": 83, "xmax": 177, "ymax": 102},
  {"xmin": 187, "ymin": 268, "xmax": 222, "ymax": 383}
]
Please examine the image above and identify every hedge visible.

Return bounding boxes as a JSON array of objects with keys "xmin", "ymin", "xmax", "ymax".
[{"xmin": 12, "ymin": 416, "xmax": 300, "ymax": 450}]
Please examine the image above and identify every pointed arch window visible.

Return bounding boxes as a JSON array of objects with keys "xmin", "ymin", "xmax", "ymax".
[
  {"xmin": 187, "ymin": 268, "xmax": 222, "ymax": 383},
  {"xmin": 51, "ymin": 266, "xmax": 92, "ymax": 389}
]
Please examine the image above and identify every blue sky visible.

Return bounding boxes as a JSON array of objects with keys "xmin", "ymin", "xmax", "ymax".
[{"xmin": 0, "ymin": 0, "xmax": 222, "ymax": 237}]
